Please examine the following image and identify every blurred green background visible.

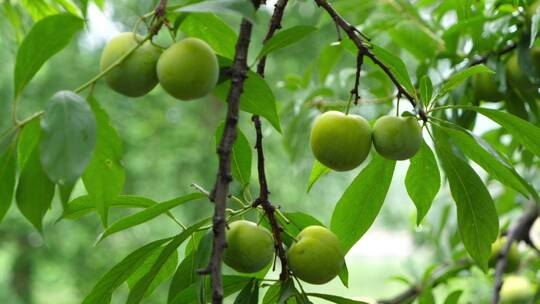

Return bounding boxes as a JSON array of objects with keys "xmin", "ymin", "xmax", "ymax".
[{"xmin": 0, "ymin": 0, "xmax": 537, "ymax": 303}]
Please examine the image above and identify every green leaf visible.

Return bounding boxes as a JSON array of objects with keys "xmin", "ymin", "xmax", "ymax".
[
  {"xmin": 447, "ymin": 106, "xmax": 540, "ymax": 158},
  {"xmin": 214, "ymin": 72, "xmax": 281, "ymax": 132},
  {"xmin": 98, "ymin": 193, "xmax": 205, "ymax": 241},
  {"xmin": 61, "ymin": 195, "xmax": 160, "ymax": 220},
  {"xmin": 419, "ymin": 75, "xmax": 433, "ymax": 107},
  {"xmin": 127, "ymin": 247, "xmax": 178, "ymax": 299},
  {"xmin": 15, "ymin": 124, "xmax": 55, "ymax": 232},
  {"xmin": 127, "ymin": 220, "xmax": 210, "ymax": 304},
  {"xmin": 180, "ymin": 13, "xmax": 237, "ymax": 59},
  {"xmin": 338, "ymin": 264, "xmax": 349, "ymax": 288},
  {"xmin": 0, "ymin": 143, "xmax": 17, "ymax": 222},
  {"xmin": 307, "ymin": 160, "xmax": 330, "ymax": 193},
  {"xmin": 14, "ymin": 13, "xmax": 84, "ymax": 97},
  {"xmin": 306, "ymin": 293, "xmax": 368, "ymax": 304},
  {"xmin": 278, "ymin": 279, "xmax": 296, "ymax": 304},
  {"xmin": 438, "ymin": 124, "xmax": 534, "ymax": 201},
  {"xmin": 170, "ymin": 275, "xmax": 250, "ymax": 304},
  {"xmin": 40, "ymin": 91, "xmax": 96, "ymax": 184},
  {"xmin": 438, "ymin": 65, "xmax": 492, "ymax": 97},
  {"xmin": 168, "ymin": 253, "xmax": 196, "ymax": 302},
  {"xmin": 443, "ymin": 290, "xmax": 463, "ymax": 304},
  {"xmin": 370, "ymin": 44, "xmax": 415, "ymax": 97},
  {"xmin": 433, "ymin": 126, "xmax": 499, "ymax": 270},
  {"xmin": 82, "ymin": 238, "xmax": 171, "ymax": 304},
  {"xmin": 330, "ymin": 155, "xmax": 396, "ymax": 253},
  {"xmin": 83, "ymin": 96, "xmax": 125, "ymax": 226},
  {"xmin": 256, "ymin": 26, "xmax": 317, "ymax": 60},
  {"xmin": 216, "ymin": 123, "xmax": 252, "ymax": 187},
  {"xmin": 263, "ymin": 283, "xmax": 281, "ymax": 304},
  {"xmin": 173, "ymin": 0, "xmax": 257, "ymax": 23},
  {"xmin": 318, "ymin": 43, "xmax": 343, "ymax": 83},
  {"xmin": 234, "ymin": 280, "xmax": 259, "ymax": 304},
  {"xmin": 17, "ymin": 118, "xmax": 42, "ymax": 170},
  {"xmin": 58, "ymin": 181, "xmax": 76, "ymax": 209},
  {"xmin": 405, "ymin": 142, "xmax": 440, "ymax": 225}
]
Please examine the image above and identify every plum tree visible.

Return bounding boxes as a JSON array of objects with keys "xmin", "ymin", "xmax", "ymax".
[
  {"xmin": 222, "ymin": 220, "xmax": 274, "ymax": 273},
  {"xmin": 488, "ymin": 237, "xmax": 521, "ymax": 272},
  {"xmin": 310, "ymin": 111, "xmax": 372, "ymax": 171},
  {"xmin": 288, "ymin": 226, "xmax": 344, "ymax": 284},
  {"xmin": 372, "ymin": 115, "xmax": 422, "ymax": 160},
  {"xmin": 500, "ymin": 275, "xmax": 536, "ymax": 304},
  {"xmin": 100, "ymin": 32, "xmax": 161, "ymax": 97},
  {"xmin": 472, "ymin": 72, "xmax": 504, "ymax": 102},
  {"xmin": 157, "ymin": 37, "xmax": 219, "ymax": 101}
]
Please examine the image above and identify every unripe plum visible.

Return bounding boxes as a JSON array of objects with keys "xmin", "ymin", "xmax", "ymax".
[
  {"xmin": 472, "ymin": 73, "xmax": 504, "ymax": 102},
  {"xmin": 506, "ymin": 49, "xmax": 540, "ymax": 93},
  {"xmin": 489, "ymin": 237, "xmax": 520, "ymax": 272},
  {"xmin": 157, "ymin": 38, "xmax": 219, "ymax": 100},
  {"xmin": 100, "ymin": 32, "xmax": 161, "ymax": 97},
  {"xmin": 500, "ymin": 275, "xmax": 535, "ymax": 304},
  {"xmin": 372, "ymin": 115, "xmax": 422, "ymax": 160},
  {"xmin": 310, "ymin": 111, "xmax": 372, "ymax": 171},
  {"xmin": 223, "ymin": 220, "xmax": 274, "ymax": 273},
  {"xmin": 288, "ymin": 226, "xmax": 344, "ymax": 285}
]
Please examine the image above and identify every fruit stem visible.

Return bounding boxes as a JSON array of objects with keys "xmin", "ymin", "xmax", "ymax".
[
  {"xmin": 345, "ymin": 94, "xmax": 353, "ymax": 115},
  {"xmin": 74, "ymin": 35, "xmax": 152, "ymax": 94}
]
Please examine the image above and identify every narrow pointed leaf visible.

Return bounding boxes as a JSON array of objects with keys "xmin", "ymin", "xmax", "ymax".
[
  {"xmin": 0, "ymin": 143, "xmax": 17, "ymax": 222},
  {"xmin": 307, "ymin": 160, "xmax": 330, "ymax": 193},
  {"xmin": 256, "ymin": 26, "xmax": 317, "ymax": 60},
  {"xmin": 331, "ymin": 155, "xmax": 396, "ymax": 253},
  {"xmin": 82, "ymin": 238, "xmax": 171, "ymax": 304},
  {"xmin": 405, "ymin": 142, "xmax": 440, "ymax": 225},
  {"xmin": 99, "ymin": 193, "xmax": 205, "ymax": 241},
  {"xmin": 14, "ymin": 13, "xmax": 83, "ymax": 97},
  {"xmin": 83, "ymin": 97, "xmax": 125, "ymax": 226},
  {"xmin": 433, "ymin": 126, "xmax": 499, "ymax": 270}
]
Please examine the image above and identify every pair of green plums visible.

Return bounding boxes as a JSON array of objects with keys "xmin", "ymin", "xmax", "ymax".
[
  {"xmin": 100, "ymin": 32, "xmax": 219, "ymax": 100},
  {"xmin": 310, "ymin": 111, "xmax": 423, "ymax": 171},
  {"xmin": 223, "ymin": 221, "xmax": 344, "ymax": 285}
]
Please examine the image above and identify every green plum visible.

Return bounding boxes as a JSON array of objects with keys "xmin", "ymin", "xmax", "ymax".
[
  {"xmin": 488, "ymin": 237, "xmax": 521, "ymax": 272},
  {"xmin": 506, "ymin": 50, "xmax": 540, "ymax": 93},
  {"xmin": 530, "ymin": 217, "xmax": 540, "ymax": 250},
  {"xmin": 310, "ymin": 111, "xmax": 372, "ymax": 171},
  {"xmin": 157, "ymin": 37, "xmax": 219, "ymax": 100},
  {"xmin": 223, "ymin": 220, "xmax": 274, "ymax": 273},
  {"xmin": 100, "ymin": 32, "xmax": 161, "ymax": 97},
  {"xmin": 472, "ymin": 72, "xmax": 504, "ymax": 102},
  {"xmin": 372, "ymin": 115, "xmax": 423, "ymax": 160},
  {"xmin": 288, "ymin": 226, "xmax": 344, "ymax": 285},
  {"xmin": 500, "ymin": 275, "xmax": 535, "ymax": 304}
]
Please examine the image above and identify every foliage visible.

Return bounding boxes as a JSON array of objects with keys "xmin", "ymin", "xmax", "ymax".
[{"xmin": 0, "ymin": 0, "xmax": 540, "ymax": 303}]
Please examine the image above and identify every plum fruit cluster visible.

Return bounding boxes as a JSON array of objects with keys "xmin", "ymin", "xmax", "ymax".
[
  {"xmin": 310, "ymin": 111, "xmax": 422, "ymax": 171},
  {"xmin": 223, "ymin": 221, "xmax": 344, "ymax": 285},
  {"xmin": 100, "ymin": 33, "xmax": 219, "ymax": 100}
]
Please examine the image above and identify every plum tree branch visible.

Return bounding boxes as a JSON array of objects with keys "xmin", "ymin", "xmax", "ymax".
[
  {"xmin": 379, "ymin": 259, "xmax": 472, "ymax": 304},
  {"xmin": 199, "ymin": 18, "xmax": 254, "ymax": 304},
  {"xmin": 251, "ymin": 0, "xmax": 291, "ymax": 282},
  {"xmin": 313, "ymin": 0, "xmax": 428, "ymax": 122},
  {"xmin": 492, "ymin": 202, "xmax": 539, "ymax": 304}
]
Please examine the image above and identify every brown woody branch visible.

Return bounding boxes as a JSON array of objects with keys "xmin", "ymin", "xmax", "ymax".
[
  {"xmin": 313, "ymin": 0, "xmax": 428, "ymax": 122},
  {"xmin": 493, "ymin": 202, "xmax": 539, "ymax": 304},
  {"xmin": 470, "ymin": 43, "xmax": 517, "ymax": 66},
  {"xmin": 200, "ymin": 18, "xmax": 254, "ymax": 304},
  {"xmin": 251, "ymin": 0, "xmax": 291, "ymax": 281},
  {"xmin": 351, "ymin": 52, "xmax": 363, "ymax": 105},
  {"xmin": 379, "ymin": 259, "xmax": 472, "ymax": 304}
]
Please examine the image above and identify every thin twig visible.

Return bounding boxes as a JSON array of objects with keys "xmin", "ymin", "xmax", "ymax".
[
  {"xmin": 313, "ymin": 0, "xmax": 428, "ymax": 122},
  {"xmin": 493, "ymin": 203, "xmax": 539, "ymax": 304},
  {"xmin": 351, "ymin": 51, "xmax": 363, "ymax": 106},
  {"xmin": 199, "ymin": 18, "xmax": 254, "ymax": 304},
  {"xmin": 379, "ymin": 259, "xmax": 472, "ymax": 304},
  {"xmin": 470, "ymin": 43, "xmax": 517, "ymax": 66},
  {"xmin": 251, "ymin": 0, "xmax": 291, "ymax": 282}
]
